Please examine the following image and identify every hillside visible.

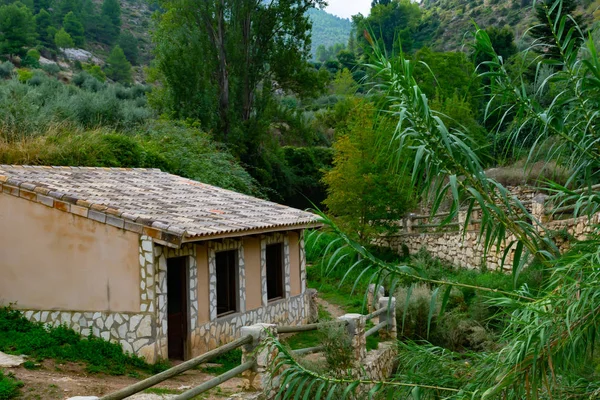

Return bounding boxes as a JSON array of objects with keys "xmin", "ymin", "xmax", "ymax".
[{"xmin": 308, "ymin": 8, "xmax": 352, "ymax": 58}]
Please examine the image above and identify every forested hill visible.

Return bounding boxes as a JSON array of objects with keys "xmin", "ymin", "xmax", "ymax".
[{"xmin": 308, "ymin": 8, "xmax": 352, "ymax": 58}]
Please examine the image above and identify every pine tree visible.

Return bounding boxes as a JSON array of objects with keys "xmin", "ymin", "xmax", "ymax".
[
  {"xmin": 34, "ymin": 8, "xmax": 52, "ymax": 47},
  {"xmin": 530, "ymin": 0, "xmax": 586, "ymax": 61},
  {"xmin": 54, "ymin": 27, "xmax": 74, "ymax": 48},
  {"xmin": 0, "ymin": 1, "xmax": 36, "ymax": 56},
  {"xmin": 117, "ymin": 31, "xmax": 138, "ymax": 65},
  {"xmin": 101, "ymin": 0, "xmax": 120, "ymax": 29},
  {"xmin": 63, "ymin": 11, "xmax": 84, "ymax": 46},
  {"xmin": 105, "ymin": 44, "xmax": 131, "ymax": 83}
]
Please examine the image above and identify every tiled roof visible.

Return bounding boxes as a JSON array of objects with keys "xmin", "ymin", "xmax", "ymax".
[{"xmin": 0, "ymin": 166, "xmax": 321, "ymax": 247}]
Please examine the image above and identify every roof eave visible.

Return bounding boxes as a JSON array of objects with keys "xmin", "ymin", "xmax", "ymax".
[{"xmin": 180, "ymin": 221, "xmax": 324, "ymax": 243}]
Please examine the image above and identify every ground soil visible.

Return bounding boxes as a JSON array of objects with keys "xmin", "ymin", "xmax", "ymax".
[
  {"xmin": 7, "ymin": 359, "xmax": 246, "ymax": 400},
  {"xmin": 315, "ymin": 296, "xmax": 345, "ymax": 318}
]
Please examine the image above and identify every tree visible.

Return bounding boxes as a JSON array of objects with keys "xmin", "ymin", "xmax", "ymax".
[
  {"xmin": 34, "ymin": 7, "xmax": 52, "ymax": 47},
  {"xmin": 54, "ymin": 27, "xmax": 73, "ymax": 48},
  {"xmin": 484, "ymin": 25, "xmax": 518, "ymax": 62},
  {"xmin": 0, "ymin": 1, "xmax": 36, "ymax": 56},
  {"xmin": 267, "ymin": 2, "xmax": 600, "ymax": 398},
  {"xmin": 105, "ymin": 44, "xmax": 131, "ymax": 83},
  {"xmin": 117, "ymin": 31, "xmax": 138, "ymax": 65},
  {"xmin": 101, "ymin": 0, "xmax": 120, "ymax": 30},
  {"xmin": 530, "ymin": 0, "xmax": 586, "ymax": 61},
  {"xmin": 323, "ymin": 99, "xmax": 414, "ymax": 242},
  {"xmin": 153, "ymin": 0, "xmax": 326, "ymax": 142},
  {"xmin": 353, "ymin": 0, "xmax": 421, "ymax": 53},
  {"xmin": 63, "ymin": 11, "xmax": 84, "ymax": 46}
]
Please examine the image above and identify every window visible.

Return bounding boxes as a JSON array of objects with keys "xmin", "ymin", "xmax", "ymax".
[
  {"xmin": 266, "ymin": 243, "xmax": 284, "ymax": 301},
  {"xmin": 216, "ymin": 250, "xmax": 238, "ymax": 317}
]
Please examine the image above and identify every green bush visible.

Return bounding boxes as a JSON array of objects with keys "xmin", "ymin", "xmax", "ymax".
[
  {"xmin": 40, "ymin": 63, "xmax": 60, "ymax": 75},
  {"xmin": 16, "ymin": 69, "xmax": 33, "ymax": 83},
  {"xmin": 320, "ymin": 322, "xmax": 354, "ymax": 371},
  {"xmin": 0, "ymin": 370, "xmax": 22, "ymax": 400},
  {"xmin": 0, "ymin": 62, "xmax": 14, "ymax": 78}
]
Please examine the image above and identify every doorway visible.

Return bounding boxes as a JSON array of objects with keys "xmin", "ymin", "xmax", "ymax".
[{"xmin": 167, "ymin": 257, "xmax": 188, "ymax": 360}]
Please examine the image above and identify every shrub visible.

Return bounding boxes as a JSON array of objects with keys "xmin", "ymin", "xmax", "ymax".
[
  {"xmin": 0, "ymin": 61, "xmax": 14, "ymax": 78},
  {"xmin": 434, "ymin": 311, "xmax": 496, "ymax": 352},
  {"xmin": 40, "ymin": 63, "xmax": 60, "ymax": 75},
  {"xmin": 16, "ymin": 69, "xmax": 33, "ymax": 83},
  {"xmin": 396, "ymin": 284, "xmax": 440, "ymax": 340},
  {"xmin": 320, "ymin": 322, "xmax": 354, "ymax": 371},
  {"xmin": 0, "ymin": 371, "xmax": 22, "ymax": 400}
]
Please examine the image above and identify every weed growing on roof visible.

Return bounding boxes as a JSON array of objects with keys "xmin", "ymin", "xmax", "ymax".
[{"xmin": 0, "ymin": 306, "xmax": 169, "ymax": 376}]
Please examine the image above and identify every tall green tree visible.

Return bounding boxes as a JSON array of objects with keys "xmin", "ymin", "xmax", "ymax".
[
  {"xmin": 105, "ymin": 44, "xmax": 131, "ymax": 83},
  {"xmin": 323, "ymin": 99, "xmax": 414, "ymax": 242},
  {"xmin": 153, "ymin": 0, "xmax": 326, "ymax": 142},
  {"xmin": 118, "ymin": 31, "xmax": 138, "ymax": 65},
  {"xmin": 530, "ymin": 0, "xmax": 586, "ymax": 61},
  {"xmin": 34, "ymin": 7, "xmax": 52, "ymax": 47},
  {"xmin": 353, "ymin": 0, "xmax": 421, "ymax": 53},
  {"xmin": 54, "ymin": 26, "xmax": 73, "ymax": 48},
  {"xmin": 63, "ymin": 11, "xmax": 84, "ymax": 46},
  {"xmin": 0, "ymin": 1, "xmax": 36, "ymax": 56},
  {"xmin": 101, "ymin": 0, "xmax": 120, "ymax": 30}
]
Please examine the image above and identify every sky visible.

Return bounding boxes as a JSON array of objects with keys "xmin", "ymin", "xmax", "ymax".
[{"xmin": 324, "ymin": 0, "xmax": 371, "ymax": 19}]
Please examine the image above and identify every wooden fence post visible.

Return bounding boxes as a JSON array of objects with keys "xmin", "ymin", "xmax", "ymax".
[
  {"xmin": 378, "ymin": 297, "xmax": 397, "ymax": 340},
  {"xmin": 240, "ymin": 323, "xmax": 277, "ymax": 392}
]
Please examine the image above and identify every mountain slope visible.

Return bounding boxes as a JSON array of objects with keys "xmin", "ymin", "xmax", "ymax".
[{"xmin": 308, "ymin": 8, "xmax": 352, "ymax": 58}]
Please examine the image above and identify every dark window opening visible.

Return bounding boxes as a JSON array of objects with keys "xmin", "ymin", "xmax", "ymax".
[
  {"xmin": 167, "ymin": 257, "xmax": 188, "ymax": 360},
  {"xmin": 266, "ymin": 243, "xmax": 284, "ymax": 301},
  {"xmin": 216, "ymin": 250, "xmax": 238, "ymax": 317}
]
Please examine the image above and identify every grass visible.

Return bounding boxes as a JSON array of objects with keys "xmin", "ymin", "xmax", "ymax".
[
  {"xmin": 0, "ymin": 370, "xmax": 22, "ymax": 400},
  {"xmin": 0, "ymin": 306, "xmax": 169, "ymax": 376},
  {"xmin": 198, "ymin": 348, "xmax": 242, "ymax": 375},
  {"xmin": 144, "ymin": 387, "xmax": 182, "ymax": 395}
]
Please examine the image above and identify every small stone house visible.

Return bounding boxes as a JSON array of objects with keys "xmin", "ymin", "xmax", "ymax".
[{"xmin": 0, "ymin": 166, "xmax": 320, "ymax": 362}]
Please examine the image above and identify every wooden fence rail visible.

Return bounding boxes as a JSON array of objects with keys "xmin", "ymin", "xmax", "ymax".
[{"xmin": 99, "ymin": 334, "xmax": 253, "ymax": 400}]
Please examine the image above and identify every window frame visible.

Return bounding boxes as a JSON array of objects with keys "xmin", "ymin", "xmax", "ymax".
[
  {"xmin": 265, "ymin": 242, "xmax": 285, "ymax": 302},
  {"xmin": 215, "ymin": 249, "xmax": 239, "ymax": 318}
]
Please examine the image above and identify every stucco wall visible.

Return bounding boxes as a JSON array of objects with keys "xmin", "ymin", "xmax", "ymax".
[
  {"xmin": 0, "ymin": 193, "xmax": 141, "ymax": 312},
  {"xmin": 243, "ymin": 237, "xmax": 262, "ymax": 311}
]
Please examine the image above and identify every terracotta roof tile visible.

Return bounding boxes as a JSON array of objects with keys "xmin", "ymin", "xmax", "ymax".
[{"xmin": 0, "ymin": 166, "xmax": 321, "ymax": 242}]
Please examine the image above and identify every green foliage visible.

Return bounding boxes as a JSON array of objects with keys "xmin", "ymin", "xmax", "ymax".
[
  {"xmin": 54, "ymin": 27, "xmax": 73, "ymax": 48},
  {"xmin": 0, "ymin": 370, "xmax": 22, "ymax": 400},
  {"xmin": 0, "ymin": 306, "xmax": 168, "ymax": 375},
  {"xmin": 307, "ymin": 8, "xmax": 351, "ymax": 60},
  {"xmin": 353, "ymin": 0, "xmax": 422, "ymax": 53},
  {"xmin": 15, "ymin": 67, "xmax": 32, "ymax": 82},
  {"xmin": 34, "ymin": 7, "xmax": 53, "ymax": 47},
  {"xmin": 323, "ymin": 99, "xmax": 415, "ymax": 242},
  {"xmin": 198, "ymin": 348, "xmax": 241, "ymax": 375},
  {"xmin": 320, "ymin": 322, "xmax": 354, "ymax": 372},
  {"xmin": 105, "ymin": 45, "xmax": 132, "ymax": 83},
  {"xmin": 62, "ymin": 11, "xmax": 84, "ymax": 46},
  {"xmin": 82, "ymin": 63, "xmax": 106, "ymax": 82},
  {"xmin": 118, "ymin": 31, "xmax": 138, "ymax": 65},
  {"xmin": 0, "ymin": 60, "xmax": 13, "ymax": 78},
  {"xmin": 0, "ymin": 1, "xmax": 36, "ymax": 55},
  {"xmin": 25, "ymin": 47, "xmax": 39, "ymax": 60}
]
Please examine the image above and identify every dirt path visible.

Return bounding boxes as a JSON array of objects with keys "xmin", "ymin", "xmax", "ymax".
[
  {"xmin": 315, "ymin": 296, "xmax": 345, "ymax": 318},
  {"xmin": 7, "ymin": 360, "xmax": 246, "ymax": 400}
]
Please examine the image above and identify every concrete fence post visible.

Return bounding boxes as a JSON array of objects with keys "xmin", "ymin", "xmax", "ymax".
[
  {"xmin": 406, "ymin": 214, "xmax": 415, "ymax": 233},
  {"xmin": 306, "ymin": 288, "xmax": 319, "ymax": 323},
  {"xmin": 240, "ymin": 323, "xmax": 278, "ymax": 392},
  {"xmin": 338, "ymin": 313, "xmax": 366, "ymax": 365},
  {"xmin": 367, "ymin": 284, "xmax": 385, "ymax": 313},
  {"xmin": 378, "ymin": 297, "xmax": 397, "ymax": 340},
  {"xmin": 532, "ymin": 194, "xmax": 548, "ymax": 229}
]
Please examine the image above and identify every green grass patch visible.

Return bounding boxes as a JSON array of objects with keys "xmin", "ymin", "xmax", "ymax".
[
  {"xmin": 198, "ymin": 348, "xmax": 242, "ymax": 375},
  {"xmin": 144, "ymin": 387, "xmax": 182, "ymax": 395},
  {"xmin": 0, "ymin": 306, "xmax": 169, "ymax": 376},
  {"xmin": 281, "ymin": 330, "xmax": 322, "ymax": 350},
  {"xmin": 0, "ymin": 370, "xmax": 23, "ymax": 400}
]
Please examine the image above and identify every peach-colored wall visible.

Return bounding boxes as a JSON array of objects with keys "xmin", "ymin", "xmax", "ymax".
[
  {"xmin": 244, "ymin": 237, "xmax": 263, "ymax": 310},
  {"xmin": 0, "ymin": 194, "xmax": 140, "ymax": 312},
  {"xmin": 289, "ymin": 232, "xmax": 301, "ymax": 296},
  {"xmin": 196, "ymin": 243, "xmax": 210, "ymax": 323}
]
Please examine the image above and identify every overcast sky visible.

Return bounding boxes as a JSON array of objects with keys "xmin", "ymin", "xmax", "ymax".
[{"xmin": 324, "ymin": 0, "xmax": 371, "ymax": 19}]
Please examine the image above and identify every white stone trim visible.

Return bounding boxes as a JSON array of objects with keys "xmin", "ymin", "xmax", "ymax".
[
  {"xmin": 260, "ymin": 233, "xmax": 291, "ymax": 306},
  {"xmin": 208, "ymin": 239, "xmax": 245, "ymax": 321}
]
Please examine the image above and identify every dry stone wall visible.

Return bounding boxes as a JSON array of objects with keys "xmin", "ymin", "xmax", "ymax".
[{"xmin": 377, "ymin": 189, "xmax": 600, "ymax": 271}]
